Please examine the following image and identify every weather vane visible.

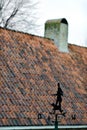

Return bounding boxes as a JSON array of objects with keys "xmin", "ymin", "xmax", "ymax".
[
  {"xmin": 50, "ymin": 82, "xmax": 66, "ymax": 130},
  {"xmin": 51, "ymin": 82, "xmax": 66, "ymax": 116},
  {"xmin": 38, "ymin": 82, "xmax": 76, "ymax": 130}
]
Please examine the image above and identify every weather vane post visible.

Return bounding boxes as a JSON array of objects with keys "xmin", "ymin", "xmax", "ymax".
[{"xmin": 55, "ymin": 114, "xmax": 58, "ymax": 130}]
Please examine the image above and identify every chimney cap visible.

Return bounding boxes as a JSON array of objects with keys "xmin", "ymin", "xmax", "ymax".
[{"xmin": 46, "ymin": 18, "xmax": 68, "ymax": 25}]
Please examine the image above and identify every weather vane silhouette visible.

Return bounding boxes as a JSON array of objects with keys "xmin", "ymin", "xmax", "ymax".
[{"xmin": 51, "ymin": 82, "xmax": 66, "ymax": 116}]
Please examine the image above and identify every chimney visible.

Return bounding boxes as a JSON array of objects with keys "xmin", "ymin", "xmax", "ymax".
[{"xmin": 44, "ymin": 18, "xmax": 69, "ymax": 52}]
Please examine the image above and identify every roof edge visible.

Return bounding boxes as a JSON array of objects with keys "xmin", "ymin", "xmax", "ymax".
[
  {"xmin": 68, "ymin": 43, "xmax": 87, "ymax": 48},
  {"xmin": 0, "ymin": 27, "xmax": 44, "ymax": 39},
  {"xmin": 0, "ymin": 125, "xmax": 87, "ymax": 130}
]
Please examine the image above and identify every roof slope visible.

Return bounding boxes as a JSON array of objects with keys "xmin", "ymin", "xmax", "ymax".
[{"xmin": 0, "ymin": 28, "xmax": 87, "ymax": 126}]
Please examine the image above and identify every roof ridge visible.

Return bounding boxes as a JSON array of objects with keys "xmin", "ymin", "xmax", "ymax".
[{"xmin": 0, "ymin": 26, "xmax": 45, "ymax": 40}]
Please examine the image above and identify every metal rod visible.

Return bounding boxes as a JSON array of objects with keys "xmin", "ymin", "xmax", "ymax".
[{"xmin": 55, "ymin": 114, "xmax": 58, "ymax": 130}]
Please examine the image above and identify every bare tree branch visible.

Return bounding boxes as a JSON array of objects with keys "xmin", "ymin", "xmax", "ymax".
[
  {"xmin": 4, "ymin": 8, "xmax": 18, "ymax": 28},
  {"xmin": 0, "ymin": 0, "xmax": 39, "ymax": 33}
]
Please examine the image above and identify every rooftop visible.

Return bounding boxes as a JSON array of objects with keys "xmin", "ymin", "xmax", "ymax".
[{"xmin": 0, "ymin": 27, "xmax": 87, "ymax": 126}]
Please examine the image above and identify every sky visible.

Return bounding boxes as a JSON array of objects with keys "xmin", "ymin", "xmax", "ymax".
[{"xmin": 37, "ymin": 0, "xmax": 87, "ymax": 47}]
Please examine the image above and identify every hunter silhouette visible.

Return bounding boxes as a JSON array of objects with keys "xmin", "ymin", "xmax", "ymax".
[{"xmin": 55, "ymin": 82, "xmax": 63, "ymax": 112}]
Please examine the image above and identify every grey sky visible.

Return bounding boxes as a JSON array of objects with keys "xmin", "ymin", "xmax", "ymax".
[{"xmin": 38, "ymin": 0, "xmax": 87, "ymax": 47}]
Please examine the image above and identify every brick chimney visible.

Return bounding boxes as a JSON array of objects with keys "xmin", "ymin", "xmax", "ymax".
[{"xmin": 44, "ymin": 18, "xmax": 69, "ymax": 52}]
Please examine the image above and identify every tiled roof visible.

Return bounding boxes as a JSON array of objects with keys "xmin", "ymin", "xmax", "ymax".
[{"xmin": 0, "ymin": 27, "xmax": 87, "ymax": 126}]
